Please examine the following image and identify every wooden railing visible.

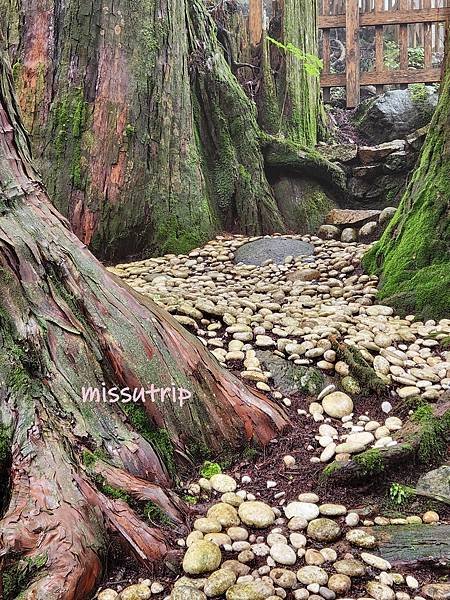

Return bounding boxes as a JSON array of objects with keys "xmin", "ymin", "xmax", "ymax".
[{"xmin": 320, "ymin": 1, "xmax": 450, "ymax": 107}]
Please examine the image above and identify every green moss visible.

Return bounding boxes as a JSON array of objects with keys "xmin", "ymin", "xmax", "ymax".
[
  {"xmin": 412, "ymin": 403, "xmax": 450, "ymax": 463},
  {"xmin": 0, "ymin": 267, "xmax": 14, "ymax": 284},
  {"xmin": 121, "ymin": 403, "xmax": 176, "ymax": 476},
  {"xmin": 50, "ymin": 88, "xmax": 88, "ymax": 191},
  {"xmin": 0, "ymin": 425, "xmax": 11, "ymax": 464},
  {"xmin": 331, "ymin": 342, "xmax": 386, "ymax": 396},
  {"xmin": 363, "ymin": 75, "xmax": 450, "ymax": 321},
  {"xmin": 101, "ymin": 484, "xmax": 131, "ymax": 502},
  {"xmin": 242, "ymin": 445, "xmax": 260, "ymax": 462},
  {"xmin": 200, "ymin": 461, "xmax": 222, "ymax": 478},
  {"xmin": 144, "ymin": 501, "xmax": 173, "ymax": 526},
  {"xmin": 321, "ymin": 461, "xmax": 343, "ymax": 478},
  {"xmin": 81, "ymin": 448, "xmax": 108, "ymax": 469},
  {"xmin": 11, "ymin": 62, "xmax": 22, "ymax": 86},
  {"xmin": 354, "ymin": 448, "xmax": 385, "ymax": 476},
  {"xmin": 183, "ymin": 494, "xmax": 198, "ymax": 505},
  {"xmin": 2, "ymin": 554, "xmax": 47, "ymax": 600}
]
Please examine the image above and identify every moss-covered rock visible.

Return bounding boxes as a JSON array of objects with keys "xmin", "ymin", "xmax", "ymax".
[{"xmin": 271, "ymin": 176, "xmax": 336, "ymax": 234}]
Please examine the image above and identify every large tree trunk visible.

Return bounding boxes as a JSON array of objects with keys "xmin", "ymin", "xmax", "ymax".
[
  {"xmin": 1, "ymin": 0, "xmax": 288, "ymax": 262},
  {"xmin": 0, "ymin": 49, "xmax": 288, "ymax": 599},
  {"xmin": 258, "ymin": 0, "xmax": 326, "ymax": 147},
  {"xmin": 363, "ymin": 26, "xmax": 450, "ymax": 321}
]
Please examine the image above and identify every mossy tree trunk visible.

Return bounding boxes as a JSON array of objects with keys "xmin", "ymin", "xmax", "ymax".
[
  {"xmin": 363, "ymin": 26, "xmax": 450, "ymax": 320},
  {"xmin": 0, "ymin": 49, "xmax": 288, "ymax": 599},
  {"xmin": 1, "ymin": 0, "xmax": 288, "ymax": 262},
  {"xmin": 258, "ymin": 0, "xmax": 326, "ymax": 147}
]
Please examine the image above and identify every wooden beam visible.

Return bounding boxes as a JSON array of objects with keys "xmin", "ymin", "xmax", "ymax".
[
  {"xmin": 323, "ymin": 28, "xmax": 331, "ymax": 102},
  {"xmin": 375, "ymin": 0, "xmax": 384, "ymax": 94},
  {"xmin": 399, "ymin": 0, "xmax": 409, "ymax": 90},
  {"xmin": 346, "ymin": 0, "xmax": 360, "ymax": 107},
  {"xmin": 424, "ymin": 0, "xmax": 433, "ymax": 68},
  {"xmin": 249, "ymin": 0, "xmax": 263, "ymax": 46},
  {"xmin": 319, "ymin": 7, "xmax": 450, "ymax": 28},
  {"xmin": 321, "ymin": 66, "xmax": 442, "ymax": 86}
]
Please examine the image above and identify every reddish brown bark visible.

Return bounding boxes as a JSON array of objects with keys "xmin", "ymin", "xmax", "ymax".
[{"xmin": 0, "ymin": 49, "xmax": 289, "ymax": 599}]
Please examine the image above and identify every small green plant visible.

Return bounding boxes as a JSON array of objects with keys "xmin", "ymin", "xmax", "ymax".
[
  {"xmin": 389, "ymin": 482, "xmax": 415, "ymax": 505},
  {"xmin": 267, "ymin": 36, "xmax": 323, "ymax": 77},
  {"xmin": 144, "ymin": 501, "xmax": 172, "ymax": 526},
  {"xmin": 124, "ymin": 123, "xmax": 136, "ymax": 137},
  {"xmin": 183, "ymin": 494, "xmax": 198, "ymax": 505},
  {"xmin": 200, "ymin": 461, "xmax": 222, "ymax": 478}
]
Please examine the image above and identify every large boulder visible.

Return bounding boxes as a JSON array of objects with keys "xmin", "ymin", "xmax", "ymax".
[
  {"xmin": 271, "ymin": 177, "xmax": 336, "ymax": 234},
  {"xmin": 354, "ymin": 87, "xmax": 438, "ymax": 144}
]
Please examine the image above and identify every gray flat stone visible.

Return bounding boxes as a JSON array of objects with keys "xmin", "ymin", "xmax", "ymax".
[{"xmin": 234, "ymin": 238, "xmax": 314, "ymax": 266}]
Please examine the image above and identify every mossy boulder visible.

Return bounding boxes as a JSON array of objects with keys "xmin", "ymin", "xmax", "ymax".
[{"xmin": 271, "ymin": 176, "xmax": 336, "ymax": 235}]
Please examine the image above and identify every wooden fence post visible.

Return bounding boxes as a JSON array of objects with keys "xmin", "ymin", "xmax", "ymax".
[
  {"xmin": 346, "ymin": 0, "xmax": 360, "ymax": 107},
  {"xmin": 424, "ymin": 0, "xmax": 432, "ymax": 69},
  {"xmin": 249, "ymin": 0, "xmax": 263, "ymax": 46},
  {"xmin": 399, "ymin": 0, "xmax": 409, "ymax": 89},
  {"xmin": 375, "ymin": 0, "xmax": 384, "ymax": 95}
]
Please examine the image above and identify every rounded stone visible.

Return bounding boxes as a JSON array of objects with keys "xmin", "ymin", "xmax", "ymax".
[
  {"xmin": 328, "ymin": 574, "xmax": 352, "ymax": 595},
  {"xmin": 288, "ymin": 516, "xmax": 308, "ymax": 531},
  {"xmin": 238, "ymin": 501, "xmax": 275, "ymax": 528},
  {"xmin": 119, "ymin": 584, "xmax": 151, "ymax": 600},
  {"xmin": 367, "ymin": 581, "xmax": 396, "ymax": 600},
  {"xmin": 98, "ymin": 591, "xmax": 118, "ymax": 600},
  {"xmin": 227, "ymin": 526, "xmax": 249, "ymax": 541},
  {"xmin": 297, "ymin": 566, "xmax": 329, "ymax": 586},
  {"xmin": 225, "ymin": 581, "xmax": 274, "ymax": 600},
  {"xmin": 207, "ymin": 503, "xmax": 240, "ymax": 528},
  {"xmin": 319, "ymin": 503, "xmax": 347, "ymax": 517},
  {"xmin": 270, "ymin": 568, "xmax": 298, "ymax": 589},
  {"xmin": 171, "ymin": 587, "xmax": 207, "ymax": 600},
  {"xmin": 194, "ymin": 518, "xmax": 222, "ymax": 533},
  {"xmin": 210, "ymin": 474, "xmax": 237, "ymax": 493},
  {"xmin": 284, "ymin": 502, "xmax": 320, "ymax": 521},
  {"xmin": 361, "ymin": 553, "xmax": 391, "ymax": 571},
  {"xmin": 183, "ymin": 540, "xmax": 222, "ymax": 575},
  {"xmin": 270, "ymin": 543, "xmax": 297, "ymax": 565},
  {"xmin": 305, "ymin": 549, "xmax": 325, "ymax": 565},
  {"xmin": 307, "ymin": 518, "xmax": 341, "ymax": 543},
  {"xmin": 322, "ymin": 392, "xmax": 354, "ymax": 418},
  {"xmin": 204, "ymin": 569, "xmax": 237, "ymax": 597},
  {"xmin": 333, "ymin": 559, "xmax": 366, "ymax": 577},
  {"xmin": 204, "ymin": 533, "xmax": 232, "ymax": 547},
  {"xmin": 222, "ymin": 492, "xmax": 244, "ymax": 507},
  {"xmin": 422, "ymin": 510, "xmax": 439, "ymax": 524},
  {"xmin": 345, "ymin": 529, "xmax": 376, "ymax": 548}
]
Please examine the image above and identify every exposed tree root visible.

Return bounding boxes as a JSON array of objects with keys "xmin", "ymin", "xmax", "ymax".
[{"xmin": 322, "ymin": 397, "xmax": 450, "ymax": 484}]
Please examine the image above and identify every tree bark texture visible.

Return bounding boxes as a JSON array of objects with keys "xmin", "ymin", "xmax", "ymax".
[
  {"xmin": 1, "ymin": 0, "xmax": 290, "ymax": 262},
  {"xmin": 0, "ymin": 48, "xmax": 289, "ymax": 598},
  {"xmin": 257, "ymin": 0, "xmax": 326, "ymax": 147}
]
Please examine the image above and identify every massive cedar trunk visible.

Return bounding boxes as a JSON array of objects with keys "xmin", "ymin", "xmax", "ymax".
[
  {"xmin": 1, "ymin": 0, "xmax": 287, "ymax": 262},
  {"xmin": 0, "ymin": 49, "xmax": 288, "ymax": 598},
  {"xmin": 258, "ymin": 0, "xmax": 326, "ymax": 147},
  {"xmin": 363, "ymin": 26, "xmax": 450, "ymax": 320}
]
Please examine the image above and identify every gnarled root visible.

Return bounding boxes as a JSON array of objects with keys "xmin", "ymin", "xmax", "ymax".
[{"xmin": 0, "ymin": 422, "xmax": 175, "ymax": 600}]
